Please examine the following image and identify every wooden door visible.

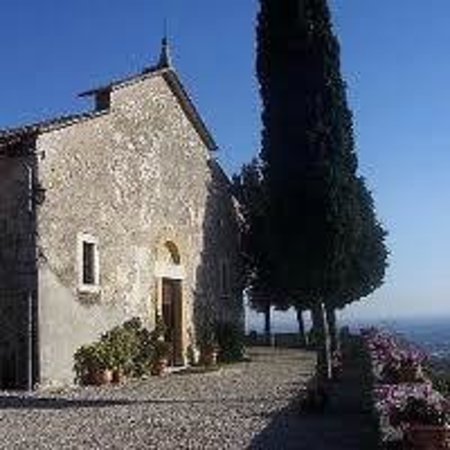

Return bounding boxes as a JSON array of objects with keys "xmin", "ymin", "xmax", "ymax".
[{"xmin": 162, "ymin": 279, "xmax": 183, "ymax": 366}]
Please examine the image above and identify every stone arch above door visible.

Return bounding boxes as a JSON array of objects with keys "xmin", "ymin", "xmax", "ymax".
[
  {"xmin": 153, "ymin": 227, "xmax": 187, "ymax": 280},
  {"xmin": 154, "ymin": 240, "xmax": 185, "ymax": 280},
  {"xmin": 162, "ymin": 240, "xmax": 181, "ymax": 265}
]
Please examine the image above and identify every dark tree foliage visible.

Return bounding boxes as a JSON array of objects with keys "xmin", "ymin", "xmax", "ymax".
[
  {"xmin": 232, "ymin": 159, "xmax": 275, "ymax": 341},
  {"xmin": 326, "ymin": 177, "xmax": 388, "ymax": 352},
  {"xmin": 332, "ymin": 177, "xmax": 388, "ymax": 308},
  {"xmin": 233, "ymin": 160, "xmax": 310, "ymax": 346},
  {"xmin": 233, "ymin": 159, "xmax": 311, "ymax": 344},
  {"xmin": 256, "ymin": 0, "xmax": 388, "ymax": 376},
  {"xmin": 257, "ymin": 0, "xmax": 359, "ymax": 298}
]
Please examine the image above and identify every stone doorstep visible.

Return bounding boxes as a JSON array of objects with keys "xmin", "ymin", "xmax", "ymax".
[{"xmin": 166, "ymin": 365, "xmax": 188, "ymax": 374}]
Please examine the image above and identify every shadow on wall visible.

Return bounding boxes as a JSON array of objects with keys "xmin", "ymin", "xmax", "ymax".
[
  {"xmin": 0, "ymin": 138, "xmax": 40, "ymax": 390},
  {"xmin": 193, "ymin": 159, "xmax": 244, "ymax": 354}
]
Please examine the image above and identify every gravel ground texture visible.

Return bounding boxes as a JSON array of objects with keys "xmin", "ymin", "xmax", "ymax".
[{"xmin": 0, "ymin": 347, "xmax": 316, "ymax": 450}]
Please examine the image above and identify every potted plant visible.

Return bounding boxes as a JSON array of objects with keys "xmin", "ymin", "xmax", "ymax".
[
  {"xmin": 214, "ymin": 321, "xmax": 245, "ymax": 364},
  {"xmin": 150, "ymin": 340, "xmax": 171, "ymax": 376},
  {"xmin": 101, "ymin": 325, "xmax": 138, "ymax": 384},
  {"xmin": 148, "ymin": 314, "xmax": 171, "ymax": 376},
  {"xmin": 74, "ymin": 344, "xmax": 96, "ymax": 385},
  {"xmin": 200, "ymin": 342, "xmax": 218, "ymax": 366},
  {"xmin": 197, "ymin": 308, "xmax": 219, "ymax": 367},
  {"xmin": 390, "ymin": 396, "xmax": 449, "ymax": 449},
  {"xmin": 74, "ymin": 342, "xmax": 113, "ymax": 385},
  {"xmin": 132, "ymin": 326, "xmax": 154, "ymax": 377},
  {"xmin": 93, "ymin": 341, "xmax": 114, "ymax": 385},
  {"xmin": 199, "ymin": 327, "xmax": 219, "ymax": 366}
]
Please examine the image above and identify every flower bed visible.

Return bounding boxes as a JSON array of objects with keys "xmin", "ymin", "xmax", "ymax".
[{"xmin": 361, "ymin": 328, "xmax": 450, "ymax": 447}]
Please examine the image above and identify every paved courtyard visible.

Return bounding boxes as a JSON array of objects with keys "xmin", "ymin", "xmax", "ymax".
[
  {"xmin": 0, "ymin": 348, "xmax": 315, "ymax": 449},
  {"xmin": 0, "ymin": 344, "xmax": 378, "ymax": 449}
]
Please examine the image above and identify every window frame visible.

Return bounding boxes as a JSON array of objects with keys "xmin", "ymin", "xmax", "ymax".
[{"xmin": 77, "ymin": 233, "xmax": 100, "ymax": 293}]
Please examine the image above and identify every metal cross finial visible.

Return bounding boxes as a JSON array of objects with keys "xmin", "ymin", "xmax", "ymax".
[
  {"xmin": 163, "ymin": 17, "xmax": 168, "ymax": 41},
  {"xmin": 158, "ymin": 18, "xmax": 172, "ymax": 68}
]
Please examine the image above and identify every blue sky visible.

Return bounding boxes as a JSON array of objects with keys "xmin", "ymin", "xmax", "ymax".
[{"xmin": 1, "ymin": 1, "xmax": 449, "ymax": 322}]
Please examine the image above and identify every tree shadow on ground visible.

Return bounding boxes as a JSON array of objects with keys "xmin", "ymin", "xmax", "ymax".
[
  {"xmin": 249, "ymin": 337, "xmax": 379, "ymax": 450},
  {"xmin": 249, "ymin": 398, "xmax": 378, "ymax": 450},
  {"xmin": 0, "ymin": 395, "xmax": 138, "ymax": 410},
  {"xmin": 0, "ymin": 393, "xmax": 301, "ymax": 411}
]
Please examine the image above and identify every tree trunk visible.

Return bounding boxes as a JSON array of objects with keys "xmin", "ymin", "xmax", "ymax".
[
  {"xmin": 295, "ymin": 307, "xmax": 307, "ymax": 348},
  {"xmin": 311, "ymin": 301, "xmax": 332, "ymax": 382},
  {"xmin": 325, "ymin": 305, "xmax": 339, "ymax": 355},
  {"xmin": 264, "ymin": 304, "xmax": 271, "ymax": 346}
]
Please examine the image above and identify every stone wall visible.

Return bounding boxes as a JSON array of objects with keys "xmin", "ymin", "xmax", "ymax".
[
  {"xmin": 197, "ymin": 159, "xmax": 244, "ymax": 326},
  {"xmin": 35, "ymin": 73, "xmax": 242, "ymax": 386}
]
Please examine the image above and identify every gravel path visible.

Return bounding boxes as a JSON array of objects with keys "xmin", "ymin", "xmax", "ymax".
[
  {"xmin": 0, "ymin": 348, "xmax": 315, "ymax": 449},
  {"xmin": 251, "ymin": 338, "xmax": 379, "ymax": 450}
]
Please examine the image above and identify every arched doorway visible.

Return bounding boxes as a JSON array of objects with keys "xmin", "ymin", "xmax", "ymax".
[{"xmin": 155, "ymin": 241, "xmax": 185, "ymax": 366}]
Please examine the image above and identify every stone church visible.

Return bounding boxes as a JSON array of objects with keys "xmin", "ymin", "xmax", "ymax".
[{"xmin": 0, "ymin": 39, "xmax": 243, "ymax": 389}]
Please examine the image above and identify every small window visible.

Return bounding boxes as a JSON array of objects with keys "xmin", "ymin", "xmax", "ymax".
[
  {"xmin": 82, "ymin": 242, "xmax": 96, "ymax": 285},
  {"xmin": 78, "ymin": 233, "xmax": 100, "ymax": 292}
]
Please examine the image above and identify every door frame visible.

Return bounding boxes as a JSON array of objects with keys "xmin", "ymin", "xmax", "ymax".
[
  {"xmin": 161, "ymin": 278, "xmax": 183, "ymax": 366},
  {"xmin": 155, "ymin": 263, "xmax": 186, "ymax": 366}
]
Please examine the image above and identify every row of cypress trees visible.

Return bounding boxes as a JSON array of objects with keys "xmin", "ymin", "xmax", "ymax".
[{"xmin": 233, "ymin": 0, "xmax": 388, "ymax": 381}]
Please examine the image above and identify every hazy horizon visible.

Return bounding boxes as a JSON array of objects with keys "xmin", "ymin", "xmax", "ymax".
[{"xmin": 246, "ymin": 306, "xmax": 450, "ymax": 336}]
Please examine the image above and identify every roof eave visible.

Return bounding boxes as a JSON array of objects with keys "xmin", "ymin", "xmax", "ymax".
[
  {"xmin": 161, "ymin": 70, "xmax": 218, "ymax": 152},
  {"xmin": 1, "ymin": 65, "xmax": 218, "ymax": 153},
  {"xmin": 78, "ymin": 65, "xmax": 167, "ymax": 98},
  {"xmin": 78, "ymin": 66, "xmax": 218, "ymax": 152}
]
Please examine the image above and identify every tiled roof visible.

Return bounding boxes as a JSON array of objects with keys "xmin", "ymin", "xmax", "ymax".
[{"xmin": 0, "ymin": 111, "xmax": 107, "ymax": 149}]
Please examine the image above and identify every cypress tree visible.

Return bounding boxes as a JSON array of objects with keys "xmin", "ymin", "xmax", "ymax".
[
  {"xmin": 233, "ymin": 159, "xmax": 310, "ymax": 347},
  {"xmin": 326, "ymin": 177, "xmax": 388, "ymax": 353},
  {"xmin": 257, "ymin": 0, "xmax": 353, "ymax": 294},
  {"xmin": 232, "ymin": 159, "xmax": 275, "ymax": 344},
  {"xmin": 256, "ymin": 0, "xmax": 387, "ymax": 380}
]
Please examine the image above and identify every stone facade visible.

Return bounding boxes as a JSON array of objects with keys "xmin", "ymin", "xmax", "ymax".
[{"xmin": 0, "ymin": 61, "xmax": 243, "ymax": 388}]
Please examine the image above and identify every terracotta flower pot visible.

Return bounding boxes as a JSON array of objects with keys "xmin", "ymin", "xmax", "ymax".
[
  {"xmin": 151, "ymin": 358, "xmax": 168, "ymax": 376},
  {"xmin": 201, "ymin": 348, "xmax": 218, "ymax": 367},
  {"xmin": 112, "ymin": 368, "xmax": 126, "ymax": 384},
  {"xmin": 90, "ymin": 368, "xmax": 113, "ymax": 386},
  {"xmin": 404, "ymin": 424, "xmax": 450, "ymax": 450}
]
